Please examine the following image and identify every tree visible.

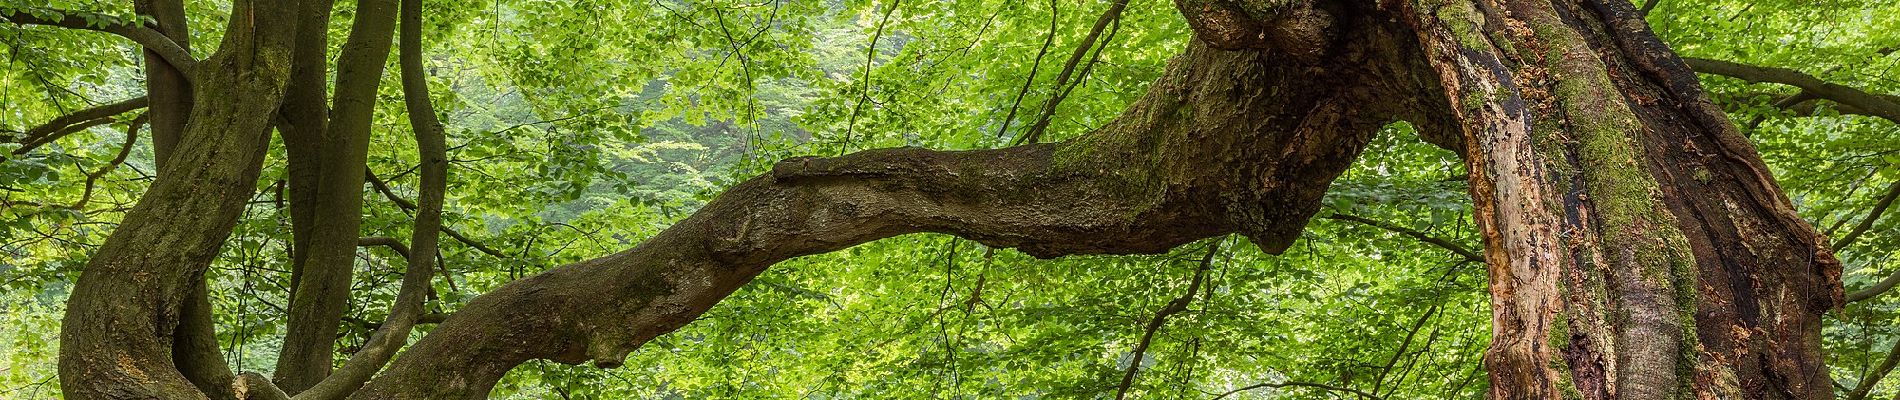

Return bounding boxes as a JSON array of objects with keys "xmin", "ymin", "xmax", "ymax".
[{"xmin": 0, "ymin": 0, "xmax": 1860, "ymax": 398}]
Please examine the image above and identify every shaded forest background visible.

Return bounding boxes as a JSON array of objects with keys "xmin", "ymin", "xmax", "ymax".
[{"xmin": 1, "ymin": 0, "xmax": 1896, "ymax": 397}]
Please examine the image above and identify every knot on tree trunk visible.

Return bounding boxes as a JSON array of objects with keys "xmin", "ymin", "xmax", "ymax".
[{"xmin": 1174, "ymin": 0, "xmax": 1340, "ymax": 61}]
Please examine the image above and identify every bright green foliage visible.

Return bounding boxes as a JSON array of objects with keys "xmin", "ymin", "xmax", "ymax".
[{"xmin": 1, "ymin": 0, "xmax": 1897, "ymax": 398}]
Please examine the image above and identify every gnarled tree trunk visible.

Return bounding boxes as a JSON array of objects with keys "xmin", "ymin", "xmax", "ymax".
[
  {"xmin": 56, "ymin": 1, "xmax": 298, "ymax": 398},
  {"xmin": 1400, "ymin": 0, "xmax": 1839, "ymax": 397}
]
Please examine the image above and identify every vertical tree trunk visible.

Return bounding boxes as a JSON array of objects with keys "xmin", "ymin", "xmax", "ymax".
[
  {"xmin": 273, "ymin": 0, "xmax": 400, "ymax": 392},
  {"xmin": 1398, "ymin": 0, "xmax": 1840, "ymax": 397},
  {"xmin": 133, "ymin": 0, "xmax": 191, "ymax": 170},
  {"xmin": 279, "ymin": 0, "xmax": 335, "ymax": 294},
  {"xmin": 130, "ymin": 1, "xmax": 243, "ymax": 398},
  {"xmin": 57, "ymin": 1, "xmax": 299, "ymax": 398}
]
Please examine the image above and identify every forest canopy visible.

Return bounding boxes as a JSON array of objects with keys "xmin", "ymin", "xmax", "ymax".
[{"xmin": 1, "ymin": 0, "xmax": 1897, "ymax": 398}]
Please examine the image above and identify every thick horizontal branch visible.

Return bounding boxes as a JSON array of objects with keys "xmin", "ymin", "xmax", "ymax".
[
  {"xmin": 353, "ymin": 41, "xmax": 1417, "ymax": 397},
  {"xmin": 1684, "ymin": 57, "xmax": 1900, "ymax": 124},
  {"xmin": 1, "ymin": 8, "xmax": 197, "ymax": 73}
]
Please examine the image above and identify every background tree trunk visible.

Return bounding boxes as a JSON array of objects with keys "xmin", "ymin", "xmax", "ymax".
[{"xmin": 273, "ymin": 0, "xmax": 400, "ymax": 392}]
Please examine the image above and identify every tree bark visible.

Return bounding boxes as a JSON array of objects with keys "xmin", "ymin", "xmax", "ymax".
[
  {"xmin": 1399, "ymin": 0, "xmax": 1840, "ymax": 397},
  {"xmin": 288, "ymin": 0, "xmax": 448, "ymax": 397},
  {"xmin": 57, "ymin": 1, "xmax": 299, "ymax": 398},
  {"xmin": 352, "ymin": 7, "xmax": 1450, "ymax": 396},
  {"xmin": 274, "ymin": 0, "xmax": 400, "ymax": 392}
]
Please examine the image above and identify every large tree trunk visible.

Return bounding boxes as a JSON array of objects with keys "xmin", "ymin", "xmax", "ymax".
[
  {"xmin": 1399, "ymin": 0, "xmax": 1840, "ymax": 397},
  {"xmin": 57, "ymin": 1, "xmax": 299, "ymax": 399}
]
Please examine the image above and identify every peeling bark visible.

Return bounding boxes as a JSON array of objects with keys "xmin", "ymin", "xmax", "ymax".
[{"xmin": 1397, "ymin": 0, "xmax": 1839, "ymax": 397}]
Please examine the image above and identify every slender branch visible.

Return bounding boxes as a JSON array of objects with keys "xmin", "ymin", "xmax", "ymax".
[
  {"xmin": 1838, "ymin": 179, "xmax": 1900, "ymax": 251},
  {"xmin": 357, "ymin": 236, "xmax": 411, "ymax": 259},
  {"xmin": 1683, "ymin": 57, "xmax": 1900, "ymax": 124},
  {"xmin": 1638, "ymin": 0, "xmax": 1661, "ymax": 16},
  {"xmin": 993, "ymin": 0, "xmax": 1057, "ymax": 140},
  {"xmin": 1018, "ymin": 0, "xmax": 1129, "ymax": 144},
  {"xmin": 0, "ymin": 8, "xmax": 197, "ymax": 73},
  {"xmin": 838, "ymin": 0, "xmax": 902, "ymax": 154},
  {"xmin": 1211, "ymin": 380, "xmax": 1385, "ymax": 400},
  {"xmin": 1840, "ymin": 181, "xmax": 1900, "ymax": 303},
  {"xmin": 68, "ymin": 114, "xmax": 145, "ymax": 210},
  {"xmin": 8, "ymin": 96, "xmax": 148, "ymax": 155},
  {"xmin": 1846, "ymin": 340, "xmax": 1900, "ymax": 400},
  {"xmin": 1372, "ymin": 305, "xmax": 1439, "ymax": 396},
  {"xmin": 1115, "ymin": 241, "xmax": 1221, "ymax": 399},
  {"xmin": 1324, "ymin": 213, "xmax": 1484, "ymax": 263},
  {"xmin": 366, "ymin": 171, "xmax": 508, "ymax": 258}
]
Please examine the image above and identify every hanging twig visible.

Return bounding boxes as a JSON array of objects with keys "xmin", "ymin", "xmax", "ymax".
[{"xmin": 1115, "ymin": 240, "xmax": 1221, "ymax": 399}]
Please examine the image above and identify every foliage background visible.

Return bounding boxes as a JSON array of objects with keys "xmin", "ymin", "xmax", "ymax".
[{"xmin": 0, "ymin": 0, "xmax": 1894, "ymax": 398}]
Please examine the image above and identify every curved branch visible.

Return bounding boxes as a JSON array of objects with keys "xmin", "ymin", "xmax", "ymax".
[
  {"xmin": 356, "ymin": 236, "xmax": 411, "ymax": 259},
  {"xmin": 353, "ymin": 39, "xmax": 1424, "ymax": 397},
  {"xmin": 1684, "ymin": 57, "xmax": 1900, "ymax": 124},
  {"xmin": 1324, "ymin": 213, "xmax": 1483, "ymax": 263},
  {"xmin": 1115, "ymin": 242, "xmax": 1220, "ymax": 399},
  {"xmin": 1, "ymin": 8, "xmax": 197, "ymax": 73},
  {"xmin": 8, "ymin": 96, "xmax": 148, "ymax": 155}
]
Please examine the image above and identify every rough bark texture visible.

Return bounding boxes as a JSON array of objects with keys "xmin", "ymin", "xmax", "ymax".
[
  {"xmin": 274, "ymin": 0, "xmax": 400, "ymax": 392},
  {"xmin": 56, "ymin": 1, "xmax": 297, "ymax": 398},
  {"xmin": 1397, "ymin": 0, "xmax": 1840, "ymax": 397},
  {"xmin": 286, "ymin": 0, "xmax": 449, "ymax": 397},
  {"xmin": 352, "ymin": 7, "xmax": 1447, "ymax": 395}
]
